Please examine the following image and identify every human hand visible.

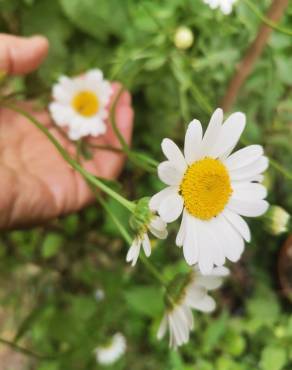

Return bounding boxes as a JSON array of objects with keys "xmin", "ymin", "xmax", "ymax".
[{"xmin": 0, "ymin": 34, "xmax": 134, "ymax": 229}]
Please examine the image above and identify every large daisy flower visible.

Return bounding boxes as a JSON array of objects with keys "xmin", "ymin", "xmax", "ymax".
[
  {"xmin": 203, "ymin": 0, "xmax": 237, "ymax": 15},
  {"xmin": 49, "ymin": 69, "xmax": 112, "ymax": 140},
  {"xmin": 157, "ymin": 266, "xmax": 229, "ymax": 348},
  {"xmin": 150, "ymin": 109, "xmax": 269, "ymax": 274}
]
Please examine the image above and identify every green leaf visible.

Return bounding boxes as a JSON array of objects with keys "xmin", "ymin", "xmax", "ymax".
[
  {"xmin": 59, "ymin": 0, "xmax": 128, "ymax": 40},
  {"xmin": 125, "ymin": 286, "xmax": 164, "ymax": 318},
  {"xmin": 41, "ymin": 233, "xmax": 64, "ymax": 259},
  {"xmin": 260, "ymin": 346, "xmax": 287, "ymax": 370},
  {"xmin": 202, "ymin": 311, "xmax": 228, "ymax": 352}
]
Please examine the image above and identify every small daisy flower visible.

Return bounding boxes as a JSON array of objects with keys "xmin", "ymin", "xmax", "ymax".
[
  {"xmin": 49, "ymin": 69, "xmax": 112, "ymax": 141},
  {"xmin": 126, "ymin": 215, "xmax": 167, "ymax": 266},
  {"xmin": 95, "ymin": 333, "xmax": 126, "ymax": 366},
  {"xmin": 150, "ymin": 108, "xmax": 269, "ymax": 274},
  {"xmin": 203, "ymin": 0, "xmax": 237, "ymax": 15},
  {"xmin": 157, "ymin": 267, "xmax": 229, "ymax": 348}
]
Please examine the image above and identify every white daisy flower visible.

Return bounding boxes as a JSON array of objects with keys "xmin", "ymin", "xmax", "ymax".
[
  {"xmin": 95, "ymin": 332, "xmax": 126, "ymax": 366},
  {"xmin": 49, "ymin": 69, "xmax": 112, "ymax": 141},
  {"xmin": 157, "ymin": 266, "xmax": 229, "ymax": 348},
  {"xmin": 203, "ymin": 0, "xmax": 237, "ymax": 15},
  {"xmin": 150, "ymin": 108, "xmax": 269, "ymax": 274},
  {"xmin": 126, "ymin": 215, "xmax": 167, "ymax": 266}
]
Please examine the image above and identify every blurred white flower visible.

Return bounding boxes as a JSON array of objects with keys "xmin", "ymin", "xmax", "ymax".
[
  {"xmin": 174, "ymin": 26, "xmax": 194, "ymax": 50},
  {"xmin": 95, "ymin": 333, "xmax": 126, "ymax": 366},
  {"xmin": 94, "ymin": 289, "xmax": 105, "ymax": 302},
  {"xmin": 203, "ymin": 0, "xmax": 237, "ymax": 15},
  {"xmin": 265, "ymin": 205, "xmax": 290, "ymax": 235},
  {"xmin": 157, "ymin": 267, "xmax": 229, "ymax": 348},
  {"xmin": 150, "ymin": 108, "xmax": 269, "ymax": 274},
  {"xmin": 49, "ymin": 69, "xmax": 112, "ymax": 140},
  {"xmin": 126, "ymin": 215, "xmax": 167, "ymax": 266}
]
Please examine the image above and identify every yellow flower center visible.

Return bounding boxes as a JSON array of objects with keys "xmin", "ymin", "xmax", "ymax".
[
  {"xmin": 180, "ymin": 157, "xmax": 232, "ymax": 220},
  {"xmin": 72, "ymin": 90, "xmax": 99, "ymax": 117}
]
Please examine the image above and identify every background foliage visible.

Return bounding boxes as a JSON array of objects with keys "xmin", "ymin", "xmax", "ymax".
[{"xmin": 0, "ymin": 0, "xmax": 292, "ymax": 369}]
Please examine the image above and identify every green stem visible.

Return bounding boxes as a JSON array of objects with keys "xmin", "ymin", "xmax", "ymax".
[
  {"xmin": 269, "ymin": 158, "xmax": 292, "ymax": 181},
  {"xmin": 0, "ymin": 101, "xmax": 135, "ymax": 212},
  {"xmin": 243, "ymin": 0, "xmax": 292, "ymax": 36},
  {"xmin": 109, "ymin": 87, "xmax": 156, "ymax": 172},
  {"xmin": 97, "ymin": 193, "xmax": 168, "ymax": 287},
  {"xmin": 0, "ymin": 337, "xmax": 54, "ymax": 360}
]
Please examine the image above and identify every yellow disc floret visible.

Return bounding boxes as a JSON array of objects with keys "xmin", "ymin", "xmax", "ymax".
[
  {"xmin": 72, "ymin": 90, "xmax": 99, "ymax": 117},
  {"xmin": 180, "ymin": 157, "xmax": 232, "ymax": 220}
]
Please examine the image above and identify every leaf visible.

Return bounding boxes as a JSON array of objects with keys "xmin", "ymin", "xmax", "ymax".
[
  {"xmin": 125, "ymin": 286, "xmax": 164, "ymax": 318},
  {"xmin": 259, "ymin": 346, "xmax": 287, "ymax": 370},
  {"xmin": 59, "ymin": 0, "xmax": 128, "ymax": 40},
  {"xmin": 41, "ymin": 233, "xmax": 64, "ymax": 259},
  {"xmin": 202, "ymin": 311, "xmax": 228, "ymax": 352}
]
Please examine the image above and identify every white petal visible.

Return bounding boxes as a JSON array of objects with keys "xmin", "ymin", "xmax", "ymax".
[
  {"xmin": 190, "ymin": 295, "xmax": 216, "ymax": 313},
  {"xmin": 227, "ymin": 199, "xmax": 269, "ymax": 217},
  {"xmin": 176, "ymin": 209, "xmax": 187, "ymax": 247},
  {"xmin": 211, "ymin": 266, "xmax": 230, "ymax": 277},
  {"xmin": 184, "ymin": 119, "xmax": 203, "ymax": 164},
  {"xmin": 161, "ymin": 138, "xmax": 187, "ymax": 172},
  {"xmin": 169, "ymin": 311, "xmax": 183, "ymax": 347},
  {"xmin": 195, "ymin": 218, "xmax": 226, "ymax": 273},
  {"xmin": 232, "ymin": 182, "xmax": 267, "ymax": 201},
  {"xmin": 199, "ymin": 108, "xmax": 223, "ymax": 157},
  {"xmin": 142, "ymin": 234, "xmax": 151, "ymax": 257},
  {"xmin": 183, "ymin": 214, "xmax": 199, "ymax": 265},
  {"xmin": 150, "ymin": 216, "xmax": 166, "ymax": 231},
  {"xmin": 195, "ymin": 219, "xmax": 223, "ymax": 274},
  {"xmin": 209, "ymin": 112, "xmax": 246, "ymax": 158},
  {"xmin": 159, "ymin": 193, "xmax": 184, "ymax": 223},
  {"xmin": 195, "ymin": 275, "xmax": 223, "ymax": 290},
  {"xmin": 211, "ymin": 214, "xmax": 244, "ymax": 263},
  {"xmin": 184, "ymin": 286, "xmax": 205, "ymax": 305},
  {"xmin": 149, "ymin": 186, "xmax": 178, "ymax": 211},
  {"xmin": 157, "ymin": 314, "xmax": 168, "ymax": 340},
  {"xmin": 230, "ymin": 157, "xmax": 269, "ymax": 181},
  {"xmin": 126, "ymin": 240, "xmax": 141, "ymax": 266},
  {"xmin": 149, "ymin": 217, "xmax": 168, "ymax": 239},
  {"xmin": 222, "ymin": 208, "xmax": 251, "ymax": 242},
  {"xmin": 224, "ymin": 145, "xmax": 263, "ymax": 171},
  {"xmin": 158, "ymin": 161, "xmax": 184, "ymax": 186}
]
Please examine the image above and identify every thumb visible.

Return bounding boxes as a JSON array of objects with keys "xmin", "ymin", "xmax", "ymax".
[{"xmin": 0, "ymin": 34, "xmax": 49, "ymax": 75}]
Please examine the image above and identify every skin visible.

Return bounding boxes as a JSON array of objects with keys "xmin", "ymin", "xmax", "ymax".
[{"xmin": 0, "ymin": 34, "xmax": 134, "ymax": 229}]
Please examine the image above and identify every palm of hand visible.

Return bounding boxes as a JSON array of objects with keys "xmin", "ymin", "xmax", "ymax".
[{"xmin": 0, "ymin": 89, "xmax": 133, "ymax": 229}]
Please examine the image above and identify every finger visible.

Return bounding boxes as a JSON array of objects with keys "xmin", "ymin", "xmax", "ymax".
[{"xmin": 0, "ymin": 34, "xmax": 49, "ymax": 75}]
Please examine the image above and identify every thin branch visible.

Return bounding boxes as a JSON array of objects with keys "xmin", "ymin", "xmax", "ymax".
[{"xmin": 221, "ymin": 0, "xmax": 289, "ymax": 112}]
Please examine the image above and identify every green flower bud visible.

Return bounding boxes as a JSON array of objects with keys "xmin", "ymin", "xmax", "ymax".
[
  {"xmin": 174, "ymin": 26, "xmax": 194, "ymax": 50},
  {"xmin": 165, "ymin": 272, "xmax": 191, "ymax": 308},
  {"xmin": 264, "ymin": 205, "xmax": 291, "ymax": 235},
  {"xmin": 129, "ymin": 197, "xmax": 152, "ymax": 234}
]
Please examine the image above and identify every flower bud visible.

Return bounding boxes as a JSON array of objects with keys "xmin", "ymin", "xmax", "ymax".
[
  {"xmin": 174, "ymin": 26, "xmax": 194, "ymax": 50},
  {"xmin": 129, "ymin": 197, "xmax": 152, "ymax": 233},
  {"xmin": 265, "ymin": 205, "xmax": 291, "ymax": 235}
]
